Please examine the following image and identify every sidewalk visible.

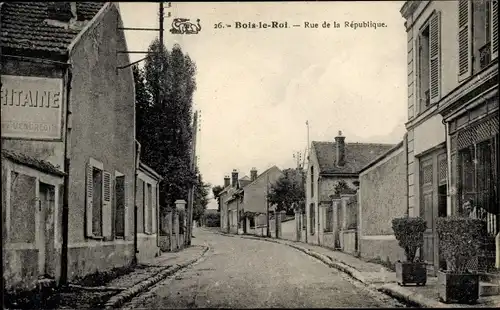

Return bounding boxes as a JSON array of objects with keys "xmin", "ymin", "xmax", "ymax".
[
  {"xmin": 211, "ymin": 229, "xmax": 500, "ymax": 308},
  {"xmin": 55, "ymin": 245, "xmax": 209, "ymax": 309}
]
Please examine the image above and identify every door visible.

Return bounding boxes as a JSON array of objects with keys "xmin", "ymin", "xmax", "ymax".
[
  {"xmin": 437, "ymin": 153, "xmax": 448, "ymax": 270},
  {"xmin": 420, "ymin": 156, "xmax": 436, "ymax": 274},
  {"xmin": 38, "ymin": 183, "xmax": 56, "ymax": 277}
]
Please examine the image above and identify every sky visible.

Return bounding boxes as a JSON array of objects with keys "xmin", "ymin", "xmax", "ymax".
[{"xmin": 119, "ymin": 1, "xmax": 408, "ymax": 209}]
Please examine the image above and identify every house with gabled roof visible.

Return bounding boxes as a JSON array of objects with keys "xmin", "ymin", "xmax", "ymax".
[
  {"xmin": 305, "ymin": 131, "xmax": 395, "ymax": 245},
  {"xmin": 218, "ymin": 166, "xmax": 282, "ymax": 234},
  {"xmin": 1, "ymin": 2, "xmax": 139, "ymax": 291}
]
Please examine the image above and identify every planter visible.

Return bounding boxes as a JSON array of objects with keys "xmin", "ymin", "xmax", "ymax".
[
  {"xmin": 395, "ymin": 261, "xmax": 427, "ymax": 286},
  {"xmin": 438, "ymin": 271, "xmax": 479, "ymax": 304}
]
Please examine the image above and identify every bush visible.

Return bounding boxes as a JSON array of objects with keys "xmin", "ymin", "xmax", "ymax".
[
  {"xmin": 436, "ymin": 217, "xmax": 485, "ymax": 273},
  {"xmin": 392, "ymin": 217, "xmax": 427, "ymax": 263},
  {"xmin": 203, "ymin": 212, "xmax": 220, "ymax": 227}
]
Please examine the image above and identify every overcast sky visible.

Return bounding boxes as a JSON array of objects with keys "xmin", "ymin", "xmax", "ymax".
[{"xmin": 119, "ymin": 1, "xmax": 407, "ymax": 209}]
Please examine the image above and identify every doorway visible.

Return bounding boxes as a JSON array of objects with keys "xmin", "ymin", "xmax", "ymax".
[
  {"xmin": 419, "ymin": 148, "xmax": 447, "ymax": 275},
  {"xmin": 38, "ymin": 182, "xmax": 56, "ymax": 278}
]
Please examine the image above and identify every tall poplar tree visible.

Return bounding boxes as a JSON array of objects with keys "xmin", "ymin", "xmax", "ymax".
[{"xmin": 134, "ymin": 39, "xmax": 198, "ymax": 213}]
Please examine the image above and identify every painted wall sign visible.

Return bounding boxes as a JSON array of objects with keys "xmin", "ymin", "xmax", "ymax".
[{"xmin": 1, "ymin": 75, "xmax": 64, "ymax": 140}]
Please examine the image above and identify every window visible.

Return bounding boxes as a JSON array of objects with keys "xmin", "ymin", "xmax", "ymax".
[
  {"xmin": 310, "ymin": 166, "xmax": 314, "ymax": 198},
  {"xmin": 324, "ymin": 205, "xmax": 333, "ymax": 232},
  {"xmin": 459, "ymin": 0, "xmax": 498, "ymax": 79},
  {"xmin": 310, "ymin": 203, "xmax": 315, "ymax": 235},
  {"xmin": 85, "ymin": 159, "xmax": 112, "ymax": 238},
  {"xmin": 146, "ymin": 183, "xmax": 153, "ymax": 234},
  {"xmin": 473, "ymin": 0, "xmax": 493, "ymax": 70},
  {"xmin": 458, "ymin": 135, "xmax": 498, "ymax": 222},
  {"xmin": 140, "ymin": 180, "xmax": 156, "ymax": 235},
  {"xmin": 417, "ymin": 11, "xmax": 441, "ymax": 115},
  {"xmin": 9, "ymin": 172, "xmax": 37, "ymax": 243},
  {"xmin": 418, "ymin": 25, "xmax": 430, "ymax": 111},
  {"xmin": 114, "ymin": 174, "xmax": 126, "ymax": 238}
]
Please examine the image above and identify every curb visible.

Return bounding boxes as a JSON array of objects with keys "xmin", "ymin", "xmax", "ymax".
[
  {"xmin": 377, "ymin": 283, "xmax": 452, "ymax": 308},
  {"xmin": 228, "ymin": 232, "xmax": 369, "ymax": 284},
  {"xmin": 103, "ymin": 246, "xmax": 210, "ymax": 309},
  {"xmin": 213, "ymin": 230, "xmax": 434, "ymax": 307}
]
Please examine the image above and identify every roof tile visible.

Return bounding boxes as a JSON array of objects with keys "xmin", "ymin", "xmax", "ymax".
[
  {"xmin": 2, "ymin": 149, "xmax": 65, "ymax": 176},
  {"xmin": 1, "ymin": 2, "xmax": 105, "ymax": 54},
  {"xmin": 313, "ymin": 141, "xmax": 395, "ymax": 174}
]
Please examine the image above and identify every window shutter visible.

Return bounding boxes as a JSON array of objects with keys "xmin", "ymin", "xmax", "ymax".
[
  {"xmin": 492, "ymin": 0, "xmax": 498, "ymax": 60},
  {"xmin": 85, "ymin": 164, "xmax": 93, "ymax": 237},
  {"xmin": 429, "ymin": 11, "xmax": 441, "ymax": 104},
  {"xmin": 102, "ymin": 171, "xmax": 112, "ymax": 238},
  {"xmin": 152, "ymin": 185, "xmax": 157, "ymax": 233},
  {"xmin": 415, "ymin": 35, "xmax": 421, "ymax": 116},
  {"xmin": 123, "ymin": 181, "xmax": 129, "ymax": 238},
  {"xmin": 458, "ymin": 0, "xmax": 472, "ymax": 81}
]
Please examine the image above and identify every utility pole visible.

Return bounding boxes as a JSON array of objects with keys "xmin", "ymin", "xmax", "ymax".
[
  {"xmin": 115, "ymin": 2, "xmax": 170, "ymax": 71},
  {"xmin": 266, "ymin": 173, "xmax": 271, "ymax": 237},
  {"xmin": 304, "ymin": 120, "xmax": 309, "ymax": 243},
  {"xmin": 293, "ymin": 151, "xmax": 303, "ymax": 169}
]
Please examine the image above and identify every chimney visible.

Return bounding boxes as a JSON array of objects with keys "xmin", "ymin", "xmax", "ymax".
[
  {"xmin": 47, "ymin": 2, "xmax": 76, "ymax": 22},
  {"xmin": 335, "ymin": 130, "xmax": 346, "ymax": 167},
  {"xmin": 231, "ymin": 169, "xmax": 239, "ymax": 187},
  {"xmin": 223, "ymin": 175, "xmax": 230, "ymax": 188},
  {"xmin": 250, "ymin": 167, "xmax": 258, "ymax": 181}
]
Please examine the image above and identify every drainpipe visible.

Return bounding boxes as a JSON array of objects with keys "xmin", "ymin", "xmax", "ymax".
[
  {"xmin": 60, "ymin": 65, "xmax": 73, "ymax": 286},
  {"xmin": 132, "ymin": 141, "xmax": 141, "ymax": 265}
]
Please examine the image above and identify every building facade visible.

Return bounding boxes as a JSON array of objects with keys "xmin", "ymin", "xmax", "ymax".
[
  {"xmin": 1, "ymin": 2, "xmax": 138, "ymax": 288},
  {"xmin": 136, "ymin": 162, "xmax": 163, "ymax": 263},
  {"xmin": 305, "ymin": 131, "xmax": 395, "ymax": 245},
  {"xmin": 219, "ymin": 167, "xmax": 282, "ymax": 234},
  {"xmin": 401, "ymin": 0, "xmax": 499, "ymax": 274}
]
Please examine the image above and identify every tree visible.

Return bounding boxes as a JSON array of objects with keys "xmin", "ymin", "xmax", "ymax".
[
  {"xmin": 267, "ymin": 168, "xmax": 305, "ymax": 214},
  {"xmin": 332, "ymin": 180, "xmax": 357, "ymax": 198},
  {"xmin": 193, "ymin": 173, "xmax": 211, "ymax": 222},
  {"xmin": 134, "ymin": 39, "xmax": 198, "ymax": 213},
  {"xmin": 212, "ymin": 185, "xmax": 224, "ymax": 212}
]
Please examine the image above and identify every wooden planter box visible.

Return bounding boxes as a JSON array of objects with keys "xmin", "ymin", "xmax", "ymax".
[
  {"xmin": 395, "ymin": 261, "xmax": 427, "ymax": 286},
  {"xmin": 438, "ymin": 271, "xmax": 479, "ymax": 304}
]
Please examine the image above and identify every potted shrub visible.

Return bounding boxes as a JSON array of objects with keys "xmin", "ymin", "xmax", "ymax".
[
  {"xmin": 392, "ymin": 217, "xmax": 427, "ymax": 286},
  {"xmin": 436, "ymin": 217, "xmax": 485, "ymax": 304}
]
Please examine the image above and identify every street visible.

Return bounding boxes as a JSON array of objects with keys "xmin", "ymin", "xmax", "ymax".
[{"xmin": 123, "ymin": 229, "xmax": 408, "ymax": 309}]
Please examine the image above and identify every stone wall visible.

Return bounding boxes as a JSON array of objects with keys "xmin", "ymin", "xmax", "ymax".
[{"xmin": 359, "ymin": 144, "xmax": 406, "ymax": 263}]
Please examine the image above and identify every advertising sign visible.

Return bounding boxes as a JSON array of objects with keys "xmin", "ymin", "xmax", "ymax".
[{"xmin": 1, "ymin": 75, "xmax": 64, "ymax": 140}]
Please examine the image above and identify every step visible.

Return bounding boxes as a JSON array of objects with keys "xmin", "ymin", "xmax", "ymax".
[
  {"xmin": 480, "ymin": 282, "xmax": 500, "ymax": 297},
  {"xmin": 480, "ymin": 272, "xmax": 500, "ymax": 283}
]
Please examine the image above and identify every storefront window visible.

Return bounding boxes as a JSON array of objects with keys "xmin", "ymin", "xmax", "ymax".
[
  {"xmin": 458, "ymin": 145, "xmax": 475, "ymax": 212},
  {"xmin": 457, "ymin": 136, "xmax": 498, "ymax": 219}
]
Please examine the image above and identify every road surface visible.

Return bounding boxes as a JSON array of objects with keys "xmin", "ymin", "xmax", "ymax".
[{"xmin": 123, "ymin": 229, "xmax": 407, "ymax": 309}]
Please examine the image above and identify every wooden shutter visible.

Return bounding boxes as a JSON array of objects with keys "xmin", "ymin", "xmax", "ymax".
[
  {"xmin": 492, "ymin": 0, "xmax": 498, "ymax": 60},
  {"xmin": 123, "ymin": 181, "xmax": 129, "ymax": 238},
  {"xmin": 152, "ymin": 185, "xmax": 157, "ymax": 233},
  {"xmin": 429, "ymin": 11, "xmax": 441, "ymax": 104},
  {"xmin": 102, "ymin": 171, "xmax": 112, "ymax": 238},
  {"xmin": 85, "ymin": 164, "xmax": 93, "ymax": 237},
  {"xmin": 458, "ymin": 0, "xmax": 472, "ymax": 81},
  {"xmin": 114, "ymin": 175, "xmax": 126, "ymax": 237}
]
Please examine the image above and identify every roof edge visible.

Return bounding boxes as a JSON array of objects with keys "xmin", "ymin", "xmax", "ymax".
[
  {"xmin": 68, "ymin": 2, "xmax": 113, "ymax": 57},
  {"xmin": 359, "ymin": 140, "xmax": 405, "ymax": 174},
  {"xmin": 244, "ymin": 165, "xmax": 281, "ymax": 188},
  {"xmin": 139, "ymin": 161, "xmax": 163, "ymax": 181},
  {"xmin": 2, "ymin": 150, "xmax": 66, "ymax": 177},
  {"xmin": 319, "ymin": 172, "xmax": 359, "ymax": 177}
]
